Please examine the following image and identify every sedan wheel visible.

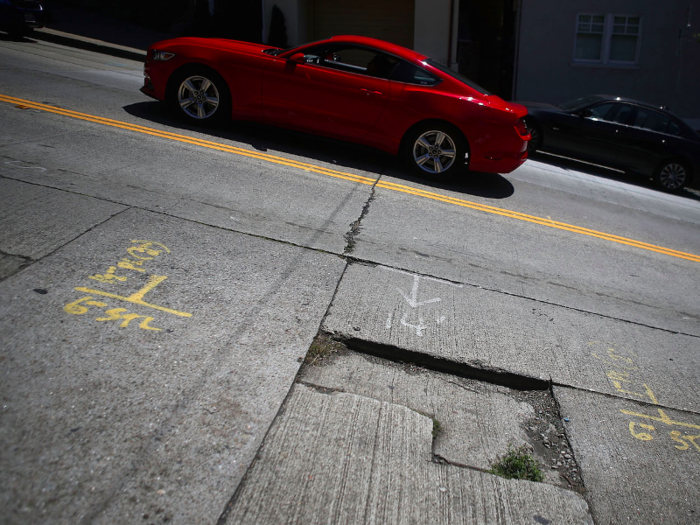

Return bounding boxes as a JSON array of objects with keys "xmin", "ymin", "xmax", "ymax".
[
  {"xmin": 654, "ymin": 160, "xmax": 689, "ymax": 192},
  {"xmin": 527, "ymin": 120, "xmax": 542, "ymax": 154},
  {"xmin": 177, "ymin": 75, "xmax": 221, "ymax": 121},
  {"xmin": 412, "ymin": 130, "xmax": 458, "ymax": 175}
]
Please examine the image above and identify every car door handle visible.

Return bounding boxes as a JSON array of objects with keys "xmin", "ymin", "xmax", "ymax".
[{"xmin": 360, "ymin": 88, "xmax": 383, "ymax": 96}]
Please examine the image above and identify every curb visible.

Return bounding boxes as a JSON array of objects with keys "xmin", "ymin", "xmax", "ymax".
[{"xmin": 30, "ymin": 27, "xmax": 146, "ymax": 62}]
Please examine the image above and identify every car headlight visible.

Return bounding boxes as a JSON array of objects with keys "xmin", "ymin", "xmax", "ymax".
[{"xmin": 152, "ymin": 50, "xmax": 175, "ymax": 61}]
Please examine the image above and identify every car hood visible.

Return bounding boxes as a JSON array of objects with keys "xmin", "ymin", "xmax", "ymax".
[{"xmin": 150, "ymin": 37, "xmax": 275, "ymax": 56}]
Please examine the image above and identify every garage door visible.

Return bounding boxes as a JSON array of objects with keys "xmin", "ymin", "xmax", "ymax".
[{"xmin": 312, "ymin": 0, "xmax": 415, "ymax": 49}]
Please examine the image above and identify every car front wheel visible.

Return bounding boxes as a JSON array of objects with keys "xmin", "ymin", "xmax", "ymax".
[
  {"xmin": 171, "ymin": 70, "xmax": 230, "ymax": 124},
  {"xmin": 404, "ymin": 125, "xmax": 467, "ymax": 179},
  {"xmin": 654, "ymin": 160, "xmax": 690, "ymax": 192}
]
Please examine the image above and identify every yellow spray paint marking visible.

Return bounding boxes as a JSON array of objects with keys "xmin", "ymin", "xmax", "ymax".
[
  {"xmin": 1, "ymin": 93, "xmax": 699, "ymax": 264},
  {"xmin": 590, "ymin": 342, "xmax": 700, "ymax": 453},
  {"xmin": 64, "ymin": 240, "xmax": 192, "ymax": 332}
]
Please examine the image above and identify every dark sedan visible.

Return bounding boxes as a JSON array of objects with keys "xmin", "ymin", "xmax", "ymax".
[
  {"xmin": 0, "ymin": 0, "xmax": 46, "ymax": 37},
  {"xmin": 521, "ymin": 95, "xmax": 700, "ymax": 192}
]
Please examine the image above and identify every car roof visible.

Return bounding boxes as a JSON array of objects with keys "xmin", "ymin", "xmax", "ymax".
[
  {"xmin": 327, "ymin": 35, "xmax": 427, "ymax": 62},
  {"xmin": 593, "ymin": 94, "xmax": 673, "ymax": 113}
]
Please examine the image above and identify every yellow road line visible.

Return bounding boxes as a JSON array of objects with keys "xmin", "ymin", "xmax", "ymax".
[{"xmin": 2, "ymin": 93, "xmax": 699, "ymax": 263}]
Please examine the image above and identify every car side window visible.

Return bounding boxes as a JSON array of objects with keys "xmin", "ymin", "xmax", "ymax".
[
  {"xmin": 666, "ymin": 119, "xmax": 683, "ymax": 137},
  {"xmin": 608, "ymin": 104, "xmax": 635, "ymax": 125},
  {"xmin": 301, "ymin": 44, "xmax": 398, "ymax": 80},
  {"xmin": 587, "ymin": 103, "xmax": 616, "ymax": 120},
  {"xmin": 633, "ymin": 108, "xmax": 672, "ymax": 134},
  {"xmin": 390, "ymin": 61, "xmax": 441, "ymax": 86}
]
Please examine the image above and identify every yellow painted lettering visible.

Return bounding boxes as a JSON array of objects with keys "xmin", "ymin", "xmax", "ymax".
[
  {"xmin": 127, "ymin": 241, "xmax": 170, "ymax": 260},
  {"xmin": 95, "ymin": 308, "xmax": 128, "ymax": 322},
  {"xmin": 88, "ymin": 266, "xmax": 127, "ymax": 283},
  {"xmin": 139, "ymin": 317, "xmax": 162, "ymax": 331},
  {"xmin": 64, "ymin": 296, "xmax": 93, "ymax": 315},
  {"xmin": 117, "ymin": 258, "xmax": 146, "ymax": 273},
  {"xmin": 670, "ymin": 431, "xmax": 700, "ymax": 452},
  {"xmin": 629, "ymin": 422, "xmax": 654, "ymax": 441}
]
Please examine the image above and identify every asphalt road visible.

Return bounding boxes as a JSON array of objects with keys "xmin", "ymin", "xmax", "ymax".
[{"xmin": 1, "ymin": 36, "xmax": 699, "ymax": 524}]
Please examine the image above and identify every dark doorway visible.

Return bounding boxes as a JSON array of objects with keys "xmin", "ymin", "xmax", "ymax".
[{"xmin": 457, "ymin": 0, "xmax": 519, "ymax": 100}]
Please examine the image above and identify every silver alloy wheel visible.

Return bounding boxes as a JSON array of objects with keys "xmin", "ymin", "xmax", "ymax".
[
  {"xmin": 177, "ymin": 75, "xmax": 220, "ymax": 120},
  {"xmin": 413, "ymin": 130, "xmax": 457, "ymax": 174},
  {"xmin": 659, "ymin": 162, "xmax": 687, "ymax": 190}
]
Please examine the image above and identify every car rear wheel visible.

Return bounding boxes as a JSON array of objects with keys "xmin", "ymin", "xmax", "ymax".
[
  {"xmin": 525, "ymin": 118, "xmax": 542, "ymax": 154},
  {"xmin": 654, "ymin": 160, "xmax": 689, "ymax": 192},
  {"xmin": 171, "ymin": 70, "xmax": 230, "ymax": 124},
  {"xmin": 404, "ymin": 124, "xmax": 467, "ymax": 179}
]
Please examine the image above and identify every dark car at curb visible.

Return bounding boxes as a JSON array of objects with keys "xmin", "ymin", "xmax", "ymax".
[
  {"xmin": 0, "ymin": 0, "xmax": 46, "ymax": 37},
  {"xmin": 520, "ymin": 95, "xmax": 700, "ymax": 192}
]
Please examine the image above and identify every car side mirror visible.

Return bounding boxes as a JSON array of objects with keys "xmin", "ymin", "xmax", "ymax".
[{"xmin": 289, "ymin": 52, "xmax": 305, "ymax": 64}]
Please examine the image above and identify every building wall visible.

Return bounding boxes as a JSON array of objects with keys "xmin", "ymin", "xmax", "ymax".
[
  {"xmin": 516, "ymin": 0, "xmax": 700, "ymax": 120},
  {"xmin": 414, "ymin": 0, "xmax": 459, "ymax": 68},
  {"xmin": 264, "ymin": 0, "xmax": 459, "ymax": 70}
]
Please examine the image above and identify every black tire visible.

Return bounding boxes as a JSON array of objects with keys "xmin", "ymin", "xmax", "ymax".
[
  {"xmin": 653, "ymin": 159, "xmax": 690, "ymax": 192},
  {"xmin": 402, "ymin": 123, "xmax": 468, "ymax": 179},
  {"xmin": 168, "ymin": 68, "xmax": 230, "ymax": 125},
  {"xmin": 525, "ymin": 118, "xmax": 542, "ymax": 154}
]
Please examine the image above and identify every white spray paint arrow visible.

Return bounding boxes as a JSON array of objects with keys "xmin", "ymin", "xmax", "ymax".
[{"xmin": 398, "ymin": 274, "xmax": 441, "ymax": 308}]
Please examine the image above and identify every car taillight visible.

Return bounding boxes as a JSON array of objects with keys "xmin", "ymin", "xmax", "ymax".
[{"xmin": 514, "ymin": 118, "xmax": 530, "ymax": 138}]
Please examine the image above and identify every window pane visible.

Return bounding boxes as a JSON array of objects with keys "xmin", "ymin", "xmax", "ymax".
[
  {"xmin": 628, "ymin": 17, "xmax": 640, "ymax": 25},
  {"xmin": 613, "ymin": 24, "xmax": 626, "ymax": 34},
  {"xmin": 575, "ymin": 34, "xmax": 603, "ymax": 60},
  {"xmin": 591, "ymin": 23, "xmax": 604, "ymax": 32},
  {"xmin": 667, "ymin": 120, "xmax": 682, "ymax": 136},
  {"xmin": 634, "ymin": 108, "xmax": 670, "ymax": 132},
  {"xmin": 592, "ymin": 15, "xmax": 605, "ymax": 23},
  {"xmin": 589, "ymin": 103, "xmax": 616, "ymax": 120},
  {"xmin": 614, "ymin": 16, "xmax": 626, "ymax": 24},
  {"xmin": 579, "ymin": 14, "xmax": 591, "ymax": 23},
  {"xmin": 391, "ymin": 61, "xmax": 441, "ymax": 86},
  {"xmin": 610, "ymin": 35, "xmax": 637, "ymax": 62}
]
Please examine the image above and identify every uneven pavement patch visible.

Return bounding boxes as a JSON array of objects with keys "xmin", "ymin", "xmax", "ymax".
[{"xmin": 223, "ymin": 384, "xmax": 593, "ymax": 524}]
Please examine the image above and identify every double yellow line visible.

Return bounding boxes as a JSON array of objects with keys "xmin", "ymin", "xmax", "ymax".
[{"xmin": 2, "ymin": 93, "xmax": 699, "ymax": 263}]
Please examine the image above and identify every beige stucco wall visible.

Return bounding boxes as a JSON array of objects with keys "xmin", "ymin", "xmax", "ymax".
[
  {"xmin": 516, "ymin": 0, "xmax": 700, "ymax": 119},
  {"xmin": 413, "ymin": 0, "xmax": 459, "ymax": 68}
]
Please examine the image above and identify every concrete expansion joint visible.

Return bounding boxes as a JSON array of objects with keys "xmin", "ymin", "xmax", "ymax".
[
  {"xmin": 554, "ymin": 381, "xmax": 700, "ymax": 417},
  {"xmin": 343, "ymin": 185, "xmax": 376, "ymax": 255},
  {"xmin": 338, "ymin": 334, "xmax": 551, "ymax": 391},
  {"xmin": 0, "ymin": 248, "xmax": 33, "ymax": 262}
]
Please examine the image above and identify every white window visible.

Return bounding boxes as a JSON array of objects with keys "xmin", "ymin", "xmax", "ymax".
[{"xmin": 574, "ymin": 14, "xmax": 642, "ymax": 65}]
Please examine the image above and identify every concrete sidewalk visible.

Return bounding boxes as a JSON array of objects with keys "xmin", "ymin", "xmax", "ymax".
[
  {"xmin": 3, "ymin": 12, "xmax": 699, "ymax": 524},
  {"xmin": 28, "ymin": 4, "xmax": 173, "ymax": 61}
]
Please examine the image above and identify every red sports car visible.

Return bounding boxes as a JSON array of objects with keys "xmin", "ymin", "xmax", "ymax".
[{"xmin": 141, "ymin": 35, "xmax": 530, "ymax": 177}]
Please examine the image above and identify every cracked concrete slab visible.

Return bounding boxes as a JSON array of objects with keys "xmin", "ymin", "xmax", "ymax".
[
  {"xmin": 555, "ymin": 386, "xmax": 700, "ymax": 524},
  {"xmin": 322, "ymin": 263, "xmax": 700, "ymax": 413},
  {"xmin": 223, "ymin": 384, "xmax": 593, "ymax": 524},
  {"xmin": 299, "ymin": 349, "xmax": 582, "ymax": 489},
  {"xmin": 0, "ymin": 177, "xmax": 127, "ymax": 259},
  {"xmin": 0, "ymin": 207, "xmax": 345, "ymax": 525}
]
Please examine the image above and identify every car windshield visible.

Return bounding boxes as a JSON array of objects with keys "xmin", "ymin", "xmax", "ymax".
[
  {"xmin": 558, "ymin": 95, "xmax": 606, "ymax": 112},
  {"xmin": 425, "ymin": 59, "xmax": 490, "ymax": 95}
]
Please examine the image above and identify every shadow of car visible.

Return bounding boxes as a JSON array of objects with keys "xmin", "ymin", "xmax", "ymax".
[
  {"xmin": 0, "ymin": 0, "xmax": 46, "ymax": 38},
  {"xmin": 123, "ymin": 100, "xmax": 516, "ymax": 200},
  {"xmin": 520, "ymin": 95, "xmax": 700, "ymax": 193}
]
